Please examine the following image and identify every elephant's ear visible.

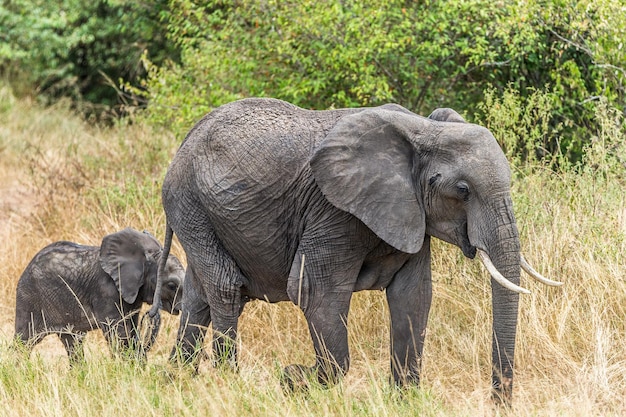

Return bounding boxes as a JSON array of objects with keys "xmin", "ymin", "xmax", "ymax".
[
  {"xmin": 427, "ymin": 107, "xmax": 466, "ymax": 123},
  {"xmin": 310, "ymin": 109, "xmax": 429, "ymax": 254},
  {"xmin": 99, "ymin": 228, "xmax": 161, "ymax": 304}
]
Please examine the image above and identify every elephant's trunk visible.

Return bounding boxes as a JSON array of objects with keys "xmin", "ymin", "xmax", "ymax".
[
  {"xmin": 475, "ymin": 196, "xmax": 522, "ymax": 405},
  {"xmin": 475, "ymin": 196, "xmax": 562, "ymax": 405},
  {"xmin": 489, "ymin": 243, "xmax": 520, "ymax": 406}
]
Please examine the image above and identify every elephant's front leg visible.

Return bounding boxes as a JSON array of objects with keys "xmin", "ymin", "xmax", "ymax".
[
  {"xmin": 102, "ymin": 311, "xmax": 144, "ymax": 359},
  {"xmin": 282, "ymin": 288, "xmax": 354, "ymax": 390},
  {"xmin": 283, "ymin": 214, "xmax": 377, "ymax": 389},
  {"xmin": 308, "ymin": 289, "xmax": 354, "ymax": 383},
  {"xmin": 386, "ymin": 236, "xmax": 432, "ymax": 386}
]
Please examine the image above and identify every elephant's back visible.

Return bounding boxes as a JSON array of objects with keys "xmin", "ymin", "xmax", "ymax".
[
  {"xmin": 201, "ymin": 99, "xmax": 317, "ymax": 187},
  {"xmin": 175, "ymin": 98, "xmax": 354, "ymax": 205},
  {"xmin": 18, "ymin": 242, "xmax": 99, "ymax": 290}
]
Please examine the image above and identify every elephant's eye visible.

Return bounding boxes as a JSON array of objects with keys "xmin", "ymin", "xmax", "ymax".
[
  {"xmin": 456, "ymin": 182, "xmax": 470, "ymax": 200},
  {"xmin": 167, "ymin": 282, "xmax": 178, "ymax": 291}
]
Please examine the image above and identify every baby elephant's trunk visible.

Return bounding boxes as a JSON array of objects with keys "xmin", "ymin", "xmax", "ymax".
[{"xmin": 139, "ymin": 309, "xmax": 161, "ymax": 351}]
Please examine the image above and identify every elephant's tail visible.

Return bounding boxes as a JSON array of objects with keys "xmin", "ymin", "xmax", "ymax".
[
  {"xmin": 141, "ymin": 222, "xmax": 174, "ymax": 349},
  {"xmin": 148, "ymin": 222, "xmax": 174, "ymax": 318}
]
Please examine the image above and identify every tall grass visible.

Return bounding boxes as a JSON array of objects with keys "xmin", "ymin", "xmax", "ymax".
[{"xmin": 0, "ymin": 85, "xmax": 625, "ymax": 416}]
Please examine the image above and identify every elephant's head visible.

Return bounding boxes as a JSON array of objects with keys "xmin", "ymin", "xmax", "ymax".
[
  {"xmin": 99, "ymin": 228, "xmax": 184, "ymax": 314},
  {"xmin": 152, "ymin": 251, "xmax": 185, "ymax": 315},
  {"xmin": 310, "ymin": 106, "xmax": 560, "ymax": 403},
  {"xmin": 310, "ymin": 107, "xmax": 522, "ymax": 261}
]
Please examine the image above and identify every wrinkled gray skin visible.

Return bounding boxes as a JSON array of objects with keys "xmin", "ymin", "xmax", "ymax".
[
  {"xmin": 14, "ymin": 228, "xmax": 185, "ymax": 363},
  {"xmin": 160, "ymin": 98, "xmax": 521, "ymax": 404}
]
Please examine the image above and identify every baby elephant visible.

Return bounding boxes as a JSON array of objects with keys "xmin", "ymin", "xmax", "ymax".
[{"xmin": 14, "ymin": 228, "xmax": 185, "ymax": 362}]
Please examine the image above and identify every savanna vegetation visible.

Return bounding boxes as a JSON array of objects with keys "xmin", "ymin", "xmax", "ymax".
[{"xmin": 1, "ymin": 0, "xmax": 625, "ymax": 415}]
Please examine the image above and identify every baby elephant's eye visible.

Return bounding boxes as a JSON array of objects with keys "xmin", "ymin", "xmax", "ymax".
[
  {"xmin": 456, "ymin": 182, "xmax": 470, "ymax": 200},
  {"xmin": 167, "ymin": 282, "xmax": 178, "ymax": 291}
]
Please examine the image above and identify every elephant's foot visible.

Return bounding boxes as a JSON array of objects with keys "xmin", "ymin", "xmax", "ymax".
[
  {"xmin": 392, "ymin": 367, "xmax": 421, "ymax": 387},
  {"xmin": 115, "ymin": 347, "xmax": 148, "ymax": 365},
  {"xmin": 169, "ymin": 343, "xmax": 206, "ymax": 372},
  {"xmin": 281, "ymin": 364, "xmax": 313, "ymax": 393},
  {"xmin": 491, "ymin": 375, "xmax": 513, "ymax": 407},
  {"xmin": 212, "ymin": 334, "xmax": 238, "ymax": 371},
  {"xmin": 110, "ymin": 337, "xmax": 147, "ymax": 363},
  {"xmin": 280, "ymin": 363, "xmax": 344, "ymax": 393}
]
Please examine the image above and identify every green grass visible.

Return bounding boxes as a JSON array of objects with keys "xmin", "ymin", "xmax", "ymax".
[
  {"xmin": 1, "ymin": 84, "xmax": 625, "ymax": 416},
  {"xmin": 0, "ymin": 346, "xmax": 447, "ymax": 417}
]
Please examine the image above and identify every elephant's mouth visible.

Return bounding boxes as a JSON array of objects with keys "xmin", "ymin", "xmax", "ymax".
[
  {"xmin": 462, "ymin": 241, "xmax": 477, "ymax": 259},
  {"xmin": 460, "ymin": 222, "xmax": 476, "ymax": 259},
  {"xmin": 162, "ymin": 302, "xmax": 181, "ymax": 315}
]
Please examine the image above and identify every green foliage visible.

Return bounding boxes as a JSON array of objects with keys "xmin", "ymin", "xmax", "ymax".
[
  {"xmin": 582, "ymin": 97, "xmax": 626, "ymax": 181},
  {"xmin": 473, "ymin": 0, "xmax": 626, "ymax": 164},
  {"xmin": 3, "ymin": 0, "xmax": 625, "ymax": 164},
  {"xmin": 477, "ymin": 86, "xmax": 626, "ymax": 176},
  {"xmin": 141, "ymin": 0, "xmax": 512, "ymax": 134},
  {"xmin": 139, "ymin": 0, "xmax": 626, "ymax": 166},
  {"xmin": 477, "ymin": 86, "xmax": 566, "ymax": 166},
  {"xmin": 0, "ymin": 0, "xmax": 178, "ymax": 117}
]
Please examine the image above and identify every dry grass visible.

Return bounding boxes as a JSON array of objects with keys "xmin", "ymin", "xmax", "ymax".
[{"xmin": 0, "ymin": 85, "xmax": 625, "ymax": 416}]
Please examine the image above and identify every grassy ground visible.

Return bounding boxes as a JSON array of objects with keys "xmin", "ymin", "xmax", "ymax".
[{"xmin": 0, "ymin": 85, "xmax": 625, "ymax": 416}]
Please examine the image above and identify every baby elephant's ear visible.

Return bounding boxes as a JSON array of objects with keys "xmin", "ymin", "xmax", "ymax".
[{"xmin": 99, "ymin": 228, "xmax": 161, "ymax": 304}]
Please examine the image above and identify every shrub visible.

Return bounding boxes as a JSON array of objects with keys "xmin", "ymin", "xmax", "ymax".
[
  {"xmin": 139, "ymin": 0, "xmax": 626, "ymax": 165},
  {"xmin": 0, "ymin": 0, "xmax": 179, "ymax": 119}
]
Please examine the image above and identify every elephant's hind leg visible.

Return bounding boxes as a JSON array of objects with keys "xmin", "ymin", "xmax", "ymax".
[
  {"xmin": 174, "ymin": 223, "xmax": 247, "ymax": 370},
  {"xmin": 171, "ymin": 266, "xmax": 212, "ymax": 368}
]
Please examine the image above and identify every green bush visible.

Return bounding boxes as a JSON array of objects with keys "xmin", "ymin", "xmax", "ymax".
[
  {"xmin": 139, "ymin": 0, "xmax": 626, "ymax": 166},
  {"xmin": 474, "ymin": 0, "xmax": 626, "ymax": 164},
  {"xmin": 476, "ymin": 86, "xmax": 626, "ymax": 177},
  {"xmin": 0, "ymin": 0, "xmax": 179, "ymax": 118},
  {"xmin": 140, "ymin": 0, "xmax": 511, "ymax": 134},
  {"xmin": 3, "ymin": 0, "xmax": 625, "ymax": 165}
]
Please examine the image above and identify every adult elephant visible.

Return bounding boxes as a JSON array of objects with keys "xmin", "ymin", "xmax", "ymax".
[{"xmin": 149, "ymin": 98, "xmax": 560, "ymax": 405}]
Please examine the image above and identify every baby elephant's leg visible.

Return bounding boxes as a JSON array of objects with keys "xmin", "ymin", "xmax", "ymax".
[
  {"xmin": 14, "ymin": 311, "xmax": 47, "ymax": 355},
  {"xmin": 59, "ymin": 332, "xmax": 86, "ymax": 365}
]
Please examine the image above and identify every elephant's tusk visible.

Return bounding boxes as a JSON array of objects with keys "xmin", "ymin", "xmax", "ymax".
[
  {"xmin": 520, "ymin": 255, "xmax": 564, "ymax": 286},
  {"xmin": 477, "ymin": 249, "xmax": 531, "ymax": 294}
]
